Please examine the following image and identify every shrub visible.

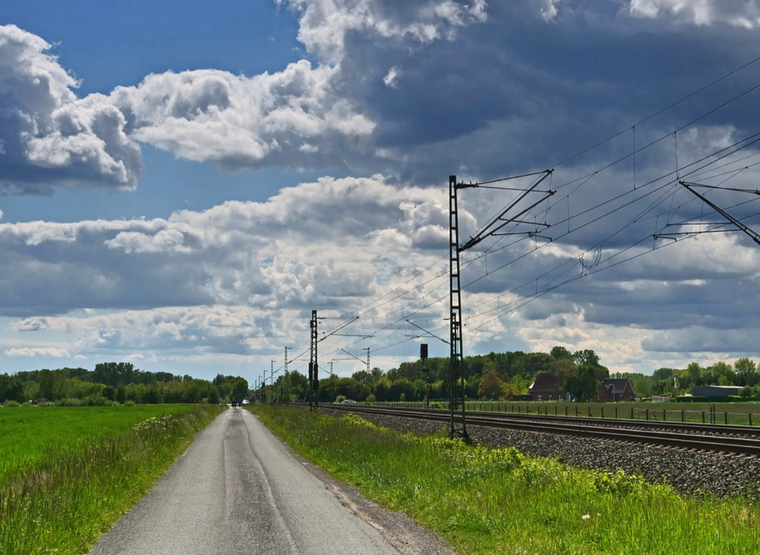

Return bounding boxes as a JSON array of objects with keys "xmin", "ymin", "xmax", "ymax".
[
  {"xmin": 82, "ymin": 394, "xmax": 107, "ymax": 406},
  {"xmin": 4, "ymin": 400, "xmax": 19, "ymax": 408},
  {"xmin": 56, "ymin": 398, "xmax": 83, "ymax": 407}
]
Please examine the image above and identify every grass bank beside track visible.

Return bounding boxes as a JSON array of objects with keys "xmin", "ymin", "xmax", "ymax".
[
  {"xmin": 0, "ymin": 404, "xmax": 224, "ymax": 555},
  {"xmin": 251, "ymin": 404, "xmax": 760, "ymax": 555}
]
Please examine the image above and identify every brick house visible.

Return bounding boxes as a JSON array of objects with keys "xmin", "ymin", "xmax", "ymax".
[
  {"xmin": 530, "ymin": 373, "xmax": 636, "ymax": 402},
  {"xmin": 528, "ymin": 373, "xmax": 565, "ymax": 401},
  {"xmin": 600, "ymin": 379, "xmax": 636, "ymax": 402}
]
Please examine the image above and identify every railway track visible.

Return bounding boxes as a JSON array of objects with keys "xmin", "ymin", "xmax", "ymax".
[{"xmin": 327, "ymin": 404, "xmax": 760, "ymax": 456}]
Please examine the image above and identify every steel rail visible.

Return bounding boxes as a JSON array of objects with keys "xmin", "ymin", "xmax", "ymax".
[{"xmin": 326, "ymin": 404, "xmax": 760, "ymax": 456}]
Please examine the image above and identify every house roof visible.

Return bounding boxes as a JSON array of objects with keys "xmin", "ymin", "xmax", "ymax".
[
  {"xmin": 529, "ymin": 372, "xmax": 561, "ymax": 392},
  {"xmin": 601, "ymin": 379, "xmax": 633, "ymax": 394}
]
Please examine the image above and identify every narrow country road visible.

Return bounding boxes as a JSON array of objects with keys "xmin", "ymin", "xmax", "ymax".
[{"xmin": 89, "ymin": 407, "xmax": 452, "ymax": 555}]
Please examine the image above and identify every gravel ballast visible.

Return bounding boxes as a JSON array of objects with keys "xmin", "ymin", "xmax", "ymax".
[{"xmin": 324, "ymin": 408, "xmax": 760, "ymax": 501}]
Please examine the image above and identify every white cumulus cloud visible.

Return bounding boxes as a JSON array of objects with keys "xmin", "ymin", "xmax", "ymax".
[
  {"xmin": 109, "ymin": 62, "xmax": 375, "ymax": 172},
  {"xmin": 6, "ymin": 346, "xmax": 71, "ymax": 358},
  {"xmin": 0, "ymin": 25, "xmax": 142, "ymax": 193},
  {"xmin": 629, "ymin": 0, "xmax": 760, "ymax": 27},
  {"xmin": 278, "ymin": 0, "xmax": 488, "ymax": 63}
]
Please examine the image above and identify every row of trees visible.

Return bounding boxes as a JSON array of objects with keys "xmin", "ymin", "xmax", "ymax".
[
  {"xmin": 612, "ymin": 358, "xmax": 760, "ymax": 399},
  {"xmin": 0, "ymin": 363, "xmax": 248, "ymax": 405},
  {"xmin": 7, "ymin": 351, "xmax": 760, "ymax": 407},
  {"xmin": 262, "ymin": 349, "xmax": 760, "ymax": 404},
  {"xmin": 259, "ymin": 347, "xmax": 610, "ymax": 403}
]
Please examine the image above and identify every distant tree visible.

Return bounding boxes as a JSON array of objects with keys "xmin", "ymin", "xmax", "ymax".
[
  {"xmin": 228, "ymin": 378, "xmax": 249, "ymax": 403},
  {"xmin": 559, "ymin": 365, "xmax": 599, "ymax": 402},
  {"xmin": 550, "ymin": 346, "xmax": 573, "ymax": 360},
  {"xmin": 102, "ymin": 385, "xmax": 116, "ymax": 401},
  {"xmin": 707, "ymin": 362, "xmax": 736, "ymax": 386},
  {"xmin": 0, "ymin": 374, "xmax": 23, "ymax": 403},
  {"xmin": 735, "ymin": 358, "xmax": 757, "ymax": 386},
  {"xmin": 374, "ymin": 376, "xmax": 392, "ymax": 402},
  {"xmin": 478, "ymin": 370, "xmax": 507, "ymax": 399},
  {"xmin": 390, "ymin": 378, "xmax": 415, "ymax": 402},
  {"xmin": 685, "ymin": 362, "xmax": 703, "ymax": 388},
  {"xmin": 574, "ymin": 349, "xmax": 600, "ymax": 367}
]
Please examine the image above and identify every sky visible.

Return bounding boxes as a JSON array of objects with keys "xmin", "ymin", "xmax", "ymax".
[{"xmin": 2, "ymin": 0, "xmax": 760, "ymax": 384}]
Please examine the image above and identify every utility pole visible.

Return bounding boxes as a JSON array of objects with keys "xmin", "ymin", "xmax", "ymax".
[
  {"xmin": 309, "ymin": 310, "xmax": 319, "ymax": 410},
  {"xmin": 449, "ymin": 171, "xmax": 554, "ymax": 440},
  {"xmin": 449, "ymin": 175, "xmax": 470, "ymax": 439},
  {"xmin": 270, "ymin": 360, "xmax": 275, "ymax": 404},
  {"xmin": 284, "ymin": 346, "xmax": 290, "ymax": 404}
]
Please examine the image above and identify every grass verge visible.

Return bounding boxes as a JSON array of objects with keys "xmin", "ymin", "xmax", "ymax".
[
  {"xmin": 0, "ymin": 404, "xmax": 224, "ymax": 554},
  {"xmin": 251, "ymin": 405, "xmax": 760, "ymax": 555}
]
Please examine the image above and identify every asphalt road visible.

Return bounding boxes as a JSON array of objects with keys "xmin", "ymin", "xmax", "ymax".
[{"xmin": 89, "ymin": 407, "xmax": 450, "ymax": 555}]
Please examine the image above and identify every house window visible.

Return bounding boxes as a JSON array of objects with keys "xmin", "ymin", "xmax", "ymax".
[{"xmin": 537, "ymin": 395, "xmax": 543, "ymax": 401}]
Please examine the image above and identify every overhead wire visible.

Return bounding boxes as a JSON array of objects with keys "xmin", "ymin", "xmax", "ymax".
[{"xmin": 281, "ymin": 55, "xmax": 760, "ymax": 377}]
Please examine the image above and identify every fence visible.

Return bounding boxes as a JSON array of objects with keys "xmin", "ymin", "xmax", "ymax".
[{"xmin": 372, "ymin": 401, "xmax": 758, "ymax": 427}]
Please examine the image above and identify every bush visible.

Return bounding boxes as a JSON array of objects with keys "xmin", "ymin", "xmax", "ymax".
[
  {"xmin": 335, "ymin": 395, "xmax": 346, "ymax": 404},
  {"xmin": 4, "ymin": 400, "xmax": 19, "ymax": 408},
  {"xmin": 56, "ymin": 398, "xmax": 83, "ymax": 407},
  {"xmin": 82, "ymin": 394, "xmax": 107, "ymax": 406}
]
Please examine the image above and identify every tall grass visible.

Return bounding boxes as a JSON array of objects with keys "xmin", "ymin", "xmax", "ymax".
[
  {"xmin": 252, "ymin": 405, "xmax": 760, "ymax": 555},
  {"xmin": 0, "ymin": 405, "xmax": 223, "ymax": 554},
  {"xmin": 0, "ymin": 405, "xmax": 197, "ymax": 482}
]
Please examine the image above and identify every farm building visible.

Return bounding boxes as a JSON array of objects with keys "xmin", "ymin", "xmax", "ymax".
[
  {"xmin": 691, "ymin": 385, "xmax": 742, "ymax": 398},
  {"xmin": 529, "ymin": 373, "xmax": 636, "ymax": 402}
]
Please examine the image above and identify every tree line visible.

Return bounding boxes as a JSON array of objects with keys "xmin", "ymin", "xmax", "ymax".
[
  {"xmin": 0, "ymin": 362, "xmax": 248, "ymax": 406},
  {"xmin": 614, "ymin": 357, "xmax": 760, "ymax": 400},
  {"xmin": 262, "ymin": 349, "xmax": 760, "ymax": 404},
  {"xmin": 5, "ymin": 350, "xmax": 760, "ymax": 407},
  {"xmin": 260, "ymin": 346, "xmax": 611, "ymax": 403}
]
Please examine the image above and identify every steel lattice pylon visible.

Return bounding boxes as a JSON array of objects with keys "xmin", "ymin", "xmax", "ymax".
[
  {"xmin": 449, "ymin": 175, "xmax": 469, "ymax": 439},
  {"xmin": 309, "ymin": 309, "xmax": 319, "ymax": 410},
  {"xmin": 448, "ymin": 170, "xmax": 553, "ymax": 439}
]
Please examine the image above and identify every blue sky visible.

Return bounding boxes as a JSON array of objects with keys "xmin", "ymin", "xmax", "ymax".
[{"xmin": 2, "ymin": 0, "xmax": 760, "ymax": 384}]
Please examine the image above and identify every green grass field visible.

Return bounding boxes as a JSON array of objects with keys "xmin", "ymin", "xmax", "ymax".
[
  {"xmin": 252, "ymin": 404, "xmax": 760, "ymax": 555},
  {"xmin": 0, "ymin": 405, "xmax": 196, "ymax": 483},
  {"xmin": 0, "ymin": 404, "xmax": 223, "ymax": 554}
]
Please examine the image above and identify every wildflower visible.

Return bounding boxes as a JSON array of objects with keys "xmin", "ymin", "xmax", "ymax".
[{"xmin": 582, "ymin": 514, "xmax": 590, "ymax": 520}]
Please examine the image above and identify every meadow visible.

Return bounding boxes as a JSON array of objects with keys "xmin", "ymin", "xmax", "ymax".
[
  {"xmin": 0, "ymin": 404, "xmax": 223, "ymax": 554},
  {"xmin": 251, "ymin": 404, "xmax": 760, "ymax": 555},
  {"xmin": 0, "ymin": 404, "xmax": 196, "ymax": 482}
]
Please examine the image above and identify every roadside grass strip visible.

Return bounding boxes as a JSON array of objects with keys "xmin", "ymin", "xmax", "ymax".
[
  {"xmin": 252, "ymin": 405, "xmax": 760, "ymax": 555},
  {"xmin": 0, "ymin": 405, "xmax": 223, "ymax": 554}
]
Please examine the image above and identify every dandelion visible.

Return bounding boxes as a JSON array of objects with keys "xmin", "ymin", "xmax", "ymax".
[{"xmin": 582, "ymin": 514, "xmax": 590, "ymax": 520}]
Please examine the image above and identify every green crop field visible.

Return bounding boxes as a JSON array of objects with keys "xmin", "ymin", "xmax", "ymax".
[
  {"xmin": 0, "ymin": 404, "xmax": 223, "ymax": 554},
  {"xmin": 0, "ymin": 404, "xmax": 195, "ymax": 483}
]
